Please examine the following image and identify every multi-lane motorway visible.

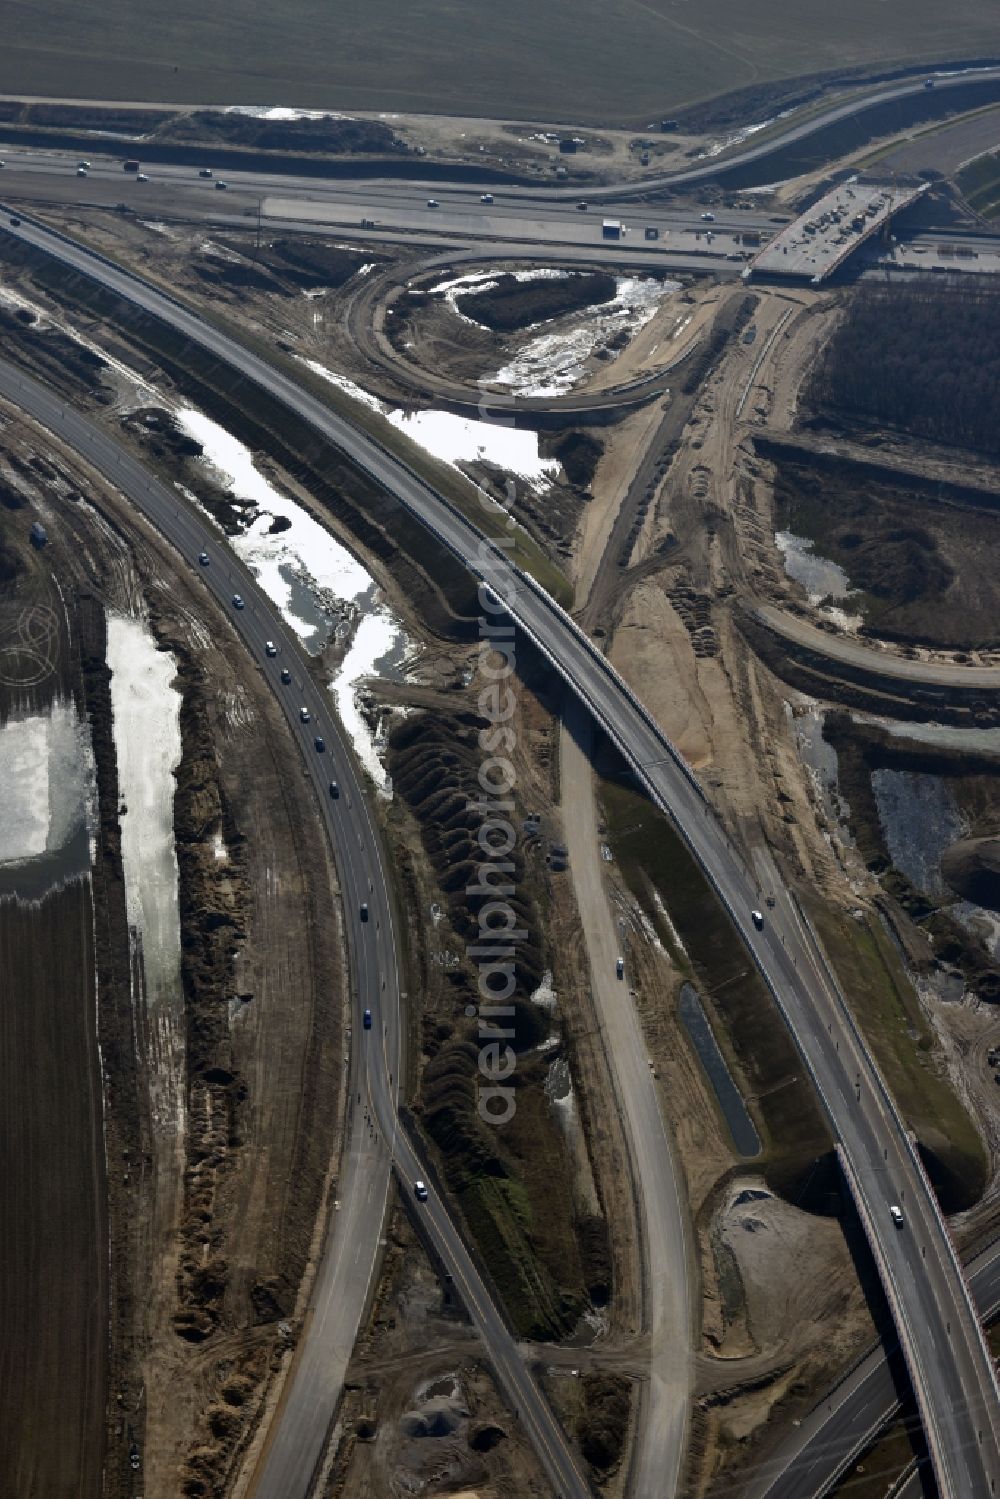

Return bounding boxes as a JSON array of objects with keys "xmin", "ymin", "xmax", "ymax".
[
  {"xmin": 0, "ymin": 353, "xmax": 594, "ymax": 1499},
  {"xmin": 0, "ymin": 145, "xmax": 777, "ymax": 266},
  {"xmin": 744, "ymin": 1233, "xmax": 1000, "ymax": 1499},
  {"xmin": 4, "ymin": 199, "xmax": 1000, "ymax": 1498}
]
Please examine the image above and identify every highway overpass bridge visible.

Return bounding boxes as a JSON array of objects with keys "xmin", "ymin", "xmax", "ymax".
[{"xmin": 746, "ymin": 176, "xmax": 928, "ymax": 283}]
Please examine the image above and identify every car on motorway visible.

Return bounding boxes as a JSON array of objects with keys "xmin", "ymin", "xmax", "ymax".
[
  {"xmin": 280, "ymin": 667, "xmax": 292, "ymax": 684},
  {"xmin": 232, "ymin": 593, "xmax": 245, "ymax": 609},
  {"xmin": 199, "ymin": 167, "xmax": 213, "ymax": 178},
  {"xmin": 77, "ymin": 166, "xmax": 88, "ymax": 177},
  {"xmin": 215, "ymin": 180, "xmax": 229, "ymax": 191},
  {"xmin": 299, "ymin": 706, "xmax": 311, "ymax": 722},
  {"xmin": 426, "ymin": 198, "xmax": 439, "ymax": 208},
  {"xmin": 616, "ymin": 957, "xmax": 625, "ymax": 979},
  {"xmin": 576, "ymin": 200, "xmax": 588, "ymax": 210},
  {"xmin": 480, "ymin": 193, "xmax": 494, "ymax": 204},
  {"xmin": 314, "ymin": 736, "xmax": 326, "ymax": 752},
  {"xmin": 414, "ymin": 1180, "xmax": 429, "ymax": 1202},
  {"xmin": 751, "ymin": 909, "xmax": 764, "ymax": 930},
  {"xmin": 9, "ymin": 216, "xmax": 19, "ymax": 227},
  {"xmin": 0, "ymin": 161, "xmax": 5, "ymax": 169},
  {"xmin": 701, "ymin": 210, "xmax": 715, "ymax": 221},
  {"xmin": 264, "ymin": 640, "xmax": 277, "ymax": 656},
  {"xmin": 78, "ymin": 160, "xmax": 91, "ymax": 170},
  {"xmin": 363, "ymin": 1008, "xmax": 372, "ymax": 1030},
  {"xmin": 329, "ymin": 780, "xmax": 340, "ymax": 799},
  {"xmin": 136, "ymin": 173, "xmax": 148, "ymax": 183},
  {"xmin": 198, "ymin": 551, "xmax": 210, "ymax": 566},
  {"xmin": 890, "ymin": 1204, "xmax": 905, "ymax": 1226},
  {"xmin": 360, "ymin": 902, "xmax": 369, "ymax": 922}
]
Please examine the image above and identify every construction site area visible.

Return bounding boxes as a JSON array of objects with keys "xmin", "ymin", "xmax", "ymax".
[{"xmin": 1, "ymin": 63, "xmax": 1000, "ymax": 1499}]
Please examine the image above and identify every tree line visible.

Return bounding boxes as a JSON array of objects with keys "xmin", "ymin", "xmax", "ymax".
[{"xmin": 810, "ymin": 282, "xmax": 1000, "ymax": 457}]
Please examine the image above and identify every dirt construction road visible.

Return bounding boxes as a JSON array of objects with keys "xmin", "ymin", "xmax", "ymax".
[{"xmin": 560, "ymin": 699, "xmax": 694, "ymax": 1499}]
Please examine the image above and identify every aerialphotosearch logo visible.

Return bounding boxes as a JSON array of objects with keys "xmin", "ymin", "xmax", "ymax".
[{"xmin": 467, "ymin": 389, "xmax": 524, "ymax": 1127}]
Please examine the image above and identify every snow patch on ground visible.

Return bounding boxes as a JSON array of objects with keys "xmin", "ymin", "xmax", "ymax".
[
  {"xmin": 301, "ymin": 358, "xmax": 557, "ymax": 489},
  {"xmin": 107, "ymin": 615, "xmax": 183, "ymax": 1008},
  {"xmin": 225, "ymin": 104, "xmax": 348, "ymax": 120},
  {"xmin": 491, "ymin": 275, "xmax": 678, "ymax": 397},
  {"xmin": 175, "ymin": 406, "xmax": 376, "ymax": 650},
  {"xmin": 0, "ymin": 700, "xmax": 96, "ymax": 870},
  {"xmin": 531, "ymin": 970, "xmax": 557, "ymax": 1009},
  {"xmin": 328, "ymin": 609, "xmax": 408, "ymax": 796},
  {"xmin": 174, "ymin": 406, "xmax": 409, "ymax": 786}
]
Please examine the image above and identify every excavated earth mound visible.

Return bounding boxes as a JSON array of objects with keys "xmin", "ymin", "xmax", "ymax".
[{"xmin": 941, "ymin": 835, "xmax": 1000, "ymax": 912}]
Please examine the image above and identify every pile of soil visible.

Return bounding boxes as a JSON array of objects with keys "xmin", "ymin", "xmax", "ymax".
[
  {"xmin": 164, "ymin": 110, "xmax": 405, "ymax": 156},
  {"xmin": 454, "ymin": 271, "xmax": 616, "ymax": 332},
  {"xmin": 941, "ymin": 836, "xmax": 1000, "ymax": 911},
  {"xmin": 835, "ymin": 525, "xmax": 953, "ymax": 602},
  {"xmin": 254, "ymin": 237, "xmax": 383, "ymax": 290},
  {"xmin": 577, "ymin": 1373, "xmax": 630, "ymax": 1473},
  {"xmin": 545, "ymin": 430, "xmax": 604, "ymax": 490}
]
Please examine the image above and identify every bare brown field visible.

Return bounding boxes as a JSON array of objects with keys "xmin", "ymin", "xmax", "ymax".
[
  {"xmin": 2, "ymin": 1, "xmax": 1000, "ymax": 124},
  {"xmin": 0, "ymin": 879, "xmax": 107, "ymax": 1496}
]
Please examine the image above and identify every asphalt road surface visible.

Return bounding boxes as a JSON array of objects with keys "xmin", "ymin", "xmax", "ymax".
[
  {"xmin": 561, "ymin": 702, "xmax": 693, "ymax": 1499},
  {"xmin": 0, "ymin": 356, "xmax": 593, "ymax": 1499},
  {"xmin": 5, "ymin": 61, "xmax": 1000, "ymax": 210},
  {"xmin": 750, "ymin": 605, "xmax": 1000, "ymax": 689},
  {"xmin": 0, "ymin": 149, "xmax": 774, "ymax": 267},
  {"xmin": 742, "ymin": 1234, "xmax": 1000, "ymax": 1499},
  {"xmin": 6, "ymin": 210, "xmax": 999, "ymax": 1498}
]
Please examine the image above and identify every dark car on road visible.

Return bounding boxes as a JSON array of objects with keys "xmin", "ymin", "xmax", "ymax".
[
  {"xmin": 329, "ymin": 781, "xmax": 340, "ymax": 799},
  {"xmin": 280, "ymin": 668, "xmax": 292, "ymax": 684},
  {"xmin": 314, "ymin": 736, "xmax": 326, "ymax": 752},
  {"xmin": 363, "ymin": 1008, "xmax": 372, "ymax": 1029},
  {"xmin": 360, "ymin": 902, "xmax": 369, "ymax": 922}
]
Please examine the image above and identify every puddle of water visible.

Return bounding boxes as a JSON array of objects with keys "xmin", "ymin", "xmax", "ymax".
[
  {"xmin": 0, "ymin": 699, "xmax": 96, "ymax": 899},
  {"xmin": 491, "ymin": 276, "xmax": 679, "ymax": 397},
  {"xmin": 679, "ymin": 983, "xmax": 760, "ymax": 1157},
  {"xmin": 789, "ymin": 702, "xmax": 853, "ymax": 837},
  {"xmin": 871, "ymin": 769, "xmax": 964, "ymax": 897},
  {"xmin": 775, "ymin": 530, "xmax": 856, "ymax": 603},
  {"xmin": 877, "ymin": 718, "xmax": 1000, "ymax": 757}
]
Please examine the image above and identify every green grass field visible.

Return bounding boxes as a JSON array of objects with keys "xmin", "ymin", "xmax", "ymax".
[{"xmin": 5, "ymin": 1, "xmax": 1000, "ymax": 125}]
